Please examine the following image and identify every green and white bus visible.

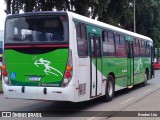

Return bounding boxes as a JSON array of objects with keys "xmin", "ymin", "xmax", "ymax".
[{"xmin": 2, "ymin": 11, "xmax": 154, "ymax": 102}]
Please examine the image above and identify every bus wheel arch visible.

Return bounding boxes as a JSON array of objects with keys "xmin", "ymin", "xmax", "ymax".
[{"xmin": 103, "ymin": 73, "xmax": 115, "ymax": 102}]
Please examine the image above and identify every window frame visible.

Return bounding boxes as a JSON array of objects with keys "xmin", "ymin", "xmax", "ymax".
[
  {"xmin": 134, "ymin": 38, "xmax": 140, "ymax": 57},
  {"xmin": 115, "ymin": 34, "xmax": 126, "ymax": 58},
  {"xmin": 140, "ymin": 39, "xmax": 145, "ymax": 56},
  {"xmin": 76, "ymin": 23, "xmax": 88, "ymax": 58},
  {"xmin": 102, "ymin": 31, "xmax": 116, "ymax": 57}
]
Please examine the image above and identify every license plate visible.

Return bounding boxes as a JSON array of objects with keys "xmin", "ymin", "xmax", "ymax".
[{"xmin": 29, "ymin": 76, "xmax": 41, "ymax": 81}]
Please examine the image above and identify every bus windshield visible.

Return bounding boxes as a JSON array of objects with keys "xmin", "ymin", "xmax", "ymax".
[{"xmin": 5, "ymin": 15, "xmax": 69, "ymax": 44}]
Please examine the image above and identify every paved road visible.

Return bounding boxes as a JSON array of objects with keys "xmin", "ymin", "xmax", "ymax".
[{"xmin": 0, "ymin": 71, "xmax": 160, "ymax": 120}]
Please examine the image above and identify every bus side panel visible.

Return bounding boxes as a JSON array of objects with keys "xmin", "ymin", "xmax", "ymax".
[
  {"xmin": 75, "ymin": 58, "xmax": 91, "ymax": 102},
  {"xmin": 102, "ymin": 57, "xmax": 128, "ymax": 91},
  {"xmin": 134, "ymin": 57, "xmax": 151, "ymax": 84},
  {"xmin": 71, "ymin": 20, "xmax": 91, "ymax": 102},
  {"xmin": 133, "ymin": 57, "xmax": 146, "ymax": 84}
]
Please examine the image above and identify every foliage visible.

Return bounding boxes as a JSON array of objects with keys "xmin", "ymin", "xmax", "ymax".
[
  {"xmin": 135, "ymin": 0, "xmax": 160, "ymax": 39},
  {"xmin": 4, "ymin": 0, "xmax": 160, "ymax": 47}
]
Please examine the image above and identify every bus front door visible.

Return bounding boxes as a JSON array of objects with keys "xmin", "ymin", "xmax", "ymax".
[
  {"xmin": 127, "ymin": 42, "xmax": 134, "ymax": 87},
  {"xmin": 90, "ymin": 35, "xmax": 102, "ymax": 97},
  {"xmin": 150, "ymin": 46, "xmax": 154, "ymax": 78}
]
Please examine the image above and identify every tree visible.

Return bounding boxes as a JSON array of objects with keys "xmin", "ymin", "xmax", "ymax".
[
  {"xmin": 98, "ymin": 0, "xmax": 133, "ymax": 30},
  {"xmin": 135, "ymin": 0, "xmax": 160, "ymax": 47},
  {"xmin": 4, "ymin": 0, "xmax": 160, "ymax": 50}
]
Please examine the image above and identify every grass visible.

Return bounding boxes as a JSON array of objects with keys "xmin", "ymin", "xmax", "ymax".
[{"xmin": 0, "ymin": 80, "xmax": 2, "ymax": 92}]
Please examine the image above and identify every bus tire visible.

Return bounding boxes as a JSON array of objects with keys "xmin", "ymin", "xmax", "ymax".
[{"xmin": 103, "ymin": 75, "xmax": 115, "ymax": 102}]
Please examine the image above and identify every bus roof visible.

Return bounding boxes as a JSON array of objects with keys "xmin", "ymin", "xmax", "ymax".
[
  {"xmin": 69, "ymin": 12, "xmax": 152, "ymax": 42},
  {"xmin": 6, "ymin": 11, "xmax": 68, "ymax": 18}
]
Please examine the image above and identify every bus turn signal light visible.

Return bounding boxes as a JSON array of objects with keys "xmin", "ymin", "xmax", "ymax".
[
  {"xmin": 66, "ymin": 66, "xmax": 72, "ymax": 71},
  {"xmin": 1, "ymin": 65, "xmax": 6, "ymax": 70}
]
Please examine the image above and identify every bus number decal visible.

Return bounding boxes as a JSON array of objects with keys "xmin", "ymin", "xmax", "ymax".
[{"xmin": 122, "ymin": 70, "xmax": 127, "ymax": 73}]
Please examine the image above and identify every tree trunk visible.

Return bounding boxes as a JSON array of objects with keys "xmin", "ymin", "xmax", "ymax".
[{"xmin": 6, "ymin": 0, "xmax": 11, "ymax": 14}]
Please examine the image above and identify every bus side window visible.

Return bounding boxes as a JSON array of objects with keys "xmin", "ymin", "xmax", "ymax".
[
  {"xmin": 102, "ymin": 31, "xmax": 115, "ymax": 57},
  {"xmin": 91, "ymin": 36, "xmax": 95, "ymax": 57},
  {"xmin": 140, "ymin": 40, "xmax": 145, "ymax": 56},
  {"xmin": 134, "ymin": 38, "xmax": 140, "ymax": 57},
  {"xmin": 76, "ymin": 23, "xmax": 88, "ymax": 57},
  {"xmin": 115, "ymin": 34, "xmax": 120, "ymax": 57},
  {"xmin": 115, "ymin": 34, "xmax": 120, "ymax": 45},
  {"xmin": 95, "ymin": 36, "xmax": 101, "ymax": 57},
  {"xmin": 146, "ymin": 41, "xmax": 150, "ymax": 56},
  {"xmin": 119, "ymin": 35, "xmax": 126, "ymax": 57}
]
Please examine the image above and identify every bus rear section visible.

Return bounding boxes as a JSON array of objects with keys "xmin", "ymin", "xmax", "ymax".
[{"xmin": 2, "ymin": 12, "xmax": 75, "ymax": 102}]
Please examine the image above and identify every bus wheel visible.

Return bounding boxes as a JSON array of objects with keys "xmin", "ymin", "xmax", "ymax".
[
  {"xmin": 142, "ymin": 72, "xmax": 148, "ymax": 86},
  {"xmin": 103, "ymin": 75, "xmax": 115, "ymax": 102}
]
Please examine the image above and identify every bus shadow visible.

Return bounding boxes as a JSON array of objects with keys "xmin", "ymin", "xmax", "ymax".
[
  {"xmin": 14, "ymin": 98, "xmax": 111, "ymax": 117},
  {"xmin": 114, "ymin": 82, "xmax": 152, "ymax": 99},
  {"xmin": 13, "ymin": 83, "xmax": 152, "ymax": 117}
]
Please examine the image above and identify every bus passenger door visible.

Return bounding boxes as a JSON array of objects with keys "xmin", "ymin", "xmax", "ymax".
[
  {"xmin": 127, "ymin": 42, "xmax": 134, "ymax": 86},
  {"xmin": 90, "ymin": 35, "xmax": 102, "ymax": 97}
]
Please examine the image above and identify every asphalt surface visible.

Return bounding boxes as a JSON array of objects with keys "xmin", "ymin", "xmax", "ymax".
[{"xmin": 0, "ymin": 70, "xmax": 160, "ymax": 120}]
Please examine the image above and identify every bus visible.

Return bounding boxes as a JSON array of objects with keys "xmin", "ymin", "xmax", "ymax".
[{"xmin": 2, "ymin": 11, "xmax": 154, "ymax": 102}]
